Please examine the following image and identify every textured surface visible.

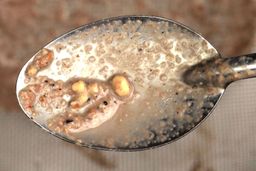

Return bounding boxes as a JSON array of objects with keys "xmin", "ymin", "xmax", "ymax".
[{"xmin": 0, "ymin": 0, "xmax": 256, "ymax": 170}]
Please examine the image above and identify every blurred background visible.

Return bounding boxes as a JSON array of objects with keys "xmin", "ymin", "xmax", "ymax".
[{"xmin": 0, "ymin": 0, "xmax": 256, "ymax": 170}]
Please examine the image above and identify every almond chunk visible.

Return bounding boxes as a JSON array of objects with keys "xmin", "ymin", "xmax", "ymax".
[
  {"xmin": 26, "ymin": 65, "xmax": 38, "ymax": 77},
  {"xmin": 70, "ymin": 92, "xmax": 89, "ymax": 109},
  {"xmin": 72, "ymin": 80, "xmax": 86, "ymax": 93},
  {"xmin": 88, "ymin": 83, "xmax": 99, "ymax": 95},
  {"xmin": 112, "ymin": 75, "xmax": 131, "ymax": 97},
  {"xmin": 77, "ymin": 94, "xmax": 89, "ymax": 104}
]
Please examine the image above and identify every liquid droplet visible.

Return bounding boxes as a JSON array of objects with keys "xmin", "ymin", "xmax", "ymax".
[
  {"xmin": 88, "ymin": 56, "xmax": 96, "ymax": 62},
  {"xmin": 160, "ymin": 74, "xmax": 168, "ymax": 82}
]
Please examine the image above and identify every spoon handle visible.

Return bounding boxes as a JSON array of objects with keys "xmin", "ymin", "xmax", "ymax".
[{"xmin": 183, "ymin": 53, "xmax": 256, "ymax": 88}]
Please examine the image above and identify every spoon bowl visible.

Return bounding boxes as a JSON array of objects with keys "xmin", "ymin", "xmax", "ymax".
[{"xmin": 17, "ymin": 16, "xmax": 251, "ymax": 151}]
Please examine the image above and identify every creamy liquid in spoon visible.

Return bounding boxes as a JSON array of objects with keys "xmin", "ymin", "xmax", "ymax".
[{"xmin": 17, "ymin": 18, "xmax": 223, "ymax": 150}]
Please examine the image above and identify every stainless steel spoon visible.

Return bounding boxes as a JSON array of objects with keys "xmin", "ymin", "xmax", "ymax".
[{"xmin": 16, "ymin": 16, "xmax": 256, "ymax": 151}]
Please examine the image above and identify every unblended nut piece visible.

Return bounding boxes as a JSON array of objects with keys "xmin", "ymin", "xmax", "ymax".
[
  {"xmin": 26, "ymin": 65, "xmax": 38, "ymax": 77},
  {"xmin": 72, "ymin": 80, "xmax": 87, "ymax": 93},
  {"xmin": 111, "ymin": 75, "xmax": 131, "ymax": 97}
]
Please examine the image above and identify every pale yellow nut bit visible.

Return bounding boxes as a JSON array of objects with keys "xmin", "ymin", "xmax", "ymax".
[
  {"xmin": 87, "ymin": 83, "xmax": 99, "ymax": 95},
  {"xmin": 26, "ymin": 65, "xmax": 38, "ymax": 77},
  {"xmin": 112, "ymin": 75, "xmax": 131, "ymax": 97},
  {"xmin": 70, "ymin": 94, "xmax": 88, "ymax": 109},
  {"xmin": 71, "ymin": 80, "xmax": 86, "ymax": 93},
  {"xmin": 77, "ymin": 94, "xmax": 89, "ymax": 104}
]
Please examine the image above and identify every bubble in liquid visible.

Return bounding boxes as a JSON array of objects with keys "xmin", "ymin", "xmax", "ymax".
[
  {"xmin": 99, "ymin": 58, "xmax": 105, "ymax": 64},
  {"xmin": 99, "ymin": 65, "xmax": 109, "ymax": 74},
  {"xmin": 175, "ymin": 55, "xmax": 182, "ymax": 63},
  {"xmin": 88, "ymin": 56, "xmax": 96, "ymax": 62},
  {"xmin": 160, "ymin": 74, "xmax": 168, "ymax": 82},
  {"xmin": 147, "ymin": 73, "xmax": 156, "ymax": 80},
  {"xmin": 160, "ymin": 62, "xmax": 166, "ymax": 68},
  {"xmin": 168, "ymin": 62, "xmax": 175, "ymax": 69}
]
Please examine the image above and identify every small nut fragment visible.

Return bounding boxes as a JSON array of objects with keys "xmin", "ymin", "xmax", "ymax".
[
  {"xmin": 35, "ymin": 48, "xmax": 54, "ymax": 69},
  {"xmin": 111, "ymin": 75, "xmax": 131, "ymax": 97},
  {"xmin": 70, "ymin": 80, "xmax": 89, "ymax": 108},
  {"xmin": 77, "ymin": 94, "xmax": 89, "ymax": 104},
  {"xmin": 70, "ymin": 92, "xmax": 89, "ymax": 109},
  {"xmin": 84, "ymin": 44, "xmax": 93, "ymax": 53},
  {"xmin": 88, "ymin": 83, "xmax": 99, "ymax": 95},
  {"xmin": 19, "ymin": 89, "xmax": 36, "ymax": 113},
  {"xmin": 70, "ymin": 101, "xmax": 80, "ymax": 108},
  {"xmin": 26, "ymin": 65, "xmax": 38, "ymax": 77},
  {"xmin": 72, "ymin": 80, "xmax": 86, "ymax": 93}
]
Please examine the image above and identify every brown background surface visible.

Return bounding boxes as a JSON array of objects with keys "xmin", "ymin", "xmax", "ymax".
[{"xmin": 0, "ymin": 0, "xmax": 256, "ymax": 170}]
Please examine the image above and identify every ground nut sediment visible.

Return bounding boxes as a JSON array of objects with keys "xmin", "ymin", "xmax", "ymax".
[
  {"xmin": 35, "ymin": 48, "xmax": 54, "ymax": 69},
  {"xmin": 25, "ymin": 48, "xmax": 54, "ymax": 78}
]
